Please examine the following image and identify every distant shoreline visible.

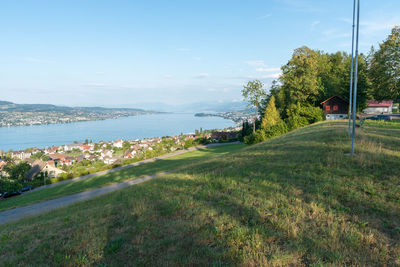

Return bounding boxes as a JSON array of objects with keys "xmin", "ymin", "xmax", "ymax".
[{"xmin": 0, "ymin": 113, "xmax": 237, "ymax": 151}]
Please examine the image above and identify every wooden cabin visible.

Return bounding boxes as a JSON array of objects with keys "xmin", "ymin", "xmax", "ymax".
[{"xmin": 320, "ymin": 96, "xmax": 349, "ymax": 120}]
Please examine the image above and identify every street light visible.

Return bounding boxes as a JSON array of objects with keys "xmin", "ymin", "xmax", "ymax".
[
  {"xmin": 348, "ymin": 0, "xmax": 356, "ymax": 137},
  {"xmin": 351, "ymin": 0, "xmax": 360, "ymax": 155}
]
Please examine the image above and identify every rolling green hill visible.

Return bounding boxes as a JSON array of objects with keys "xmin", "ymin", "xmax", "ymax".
[{"xmin": 0, "ymin": 121, "xmax": 399, "ymax": 266}]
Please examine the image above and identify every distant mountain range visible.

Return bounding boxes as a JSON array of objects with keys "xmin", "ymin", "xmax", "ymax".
[
  {"xmin": 0, "ymin": 100, "xmax": 149, "ymax": 113},
  {"xmin": 0, "ymin": 100, "xmax": 158, "ymax": 127},
  {"xmin": 123, "ymin": 101, "xmax": 248, "ymax": 113}
]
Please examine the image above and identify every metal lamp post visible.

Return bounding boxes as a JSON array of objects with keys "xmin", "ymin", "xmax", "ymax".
[
  {"xmin": 348, "ymin": 0, "xmax": 356, "ymax": 137},
  {"xmin": 351, "ymin": 0, "xmax": 360, "ymax": 155}
]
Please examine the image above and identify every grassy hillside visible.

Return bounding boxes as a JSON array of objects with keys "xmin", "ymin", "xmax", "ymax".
[
  {"xmin": 0, "ymin": 144, "xmax": 244, "ymax": 212},
  {"xmin": 0, "ymin": 121, "xmax": 399, "ymax": 266}
]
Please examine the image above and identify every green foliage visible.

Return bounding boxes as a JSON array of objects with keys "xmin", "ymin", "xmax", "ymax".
[
  {"xmin": 31, "ymin": 151, "xmax": 45, "ymax": 160},
  {"xmin": 29, "ymin": 173, "xmax": 46, "ymax": 188},
  {"xmin": 241, "ymin": 80, "xmax": 266, "ymax": 109},
  {"xmin": 3, "ymin": 162, "xmax": 31, "ymax": 184},
  {"xmin": 369, "ymin": 26, "xmax": 400, "ymax": 101},
  {"xmin": 265, "ymin": 121, "xmax": 288, "ymax": 138},
  {"xmin": 242, "ymin": 80, "xmax": 267, "ymax": 133},
  {"xmin": 285, "ymin": 105, "xmax": 323, "ymax": 131},
  {"xmin": 280, "ymin": 46, "xmax": 323, "ymax": 109},
  {"xmin": 0, "ymin": 178, "xmax": 22, "ymax": 194},
  {"xmin": 184, "ymin": 139, "xmax": 194, "ymax": 149},
  {"xmin": 244, "ymin": 96, "xmax": 289, "ymax": 145},
  {"xmin": 260, "ymin": 96, "xmax": 281, "ymax": 129}
]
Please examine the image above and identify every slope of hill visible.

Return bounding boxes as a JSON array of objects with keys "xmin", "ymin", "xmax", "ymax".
[{"xmin": 0, "ymin": 121, "xmax": 399, "ymax": 266}]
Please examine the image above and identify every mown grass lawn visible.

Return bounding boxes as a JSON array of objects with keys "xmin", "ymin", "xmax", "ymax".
[
  {"xmin": 0, "ymin": 144, "xmax": 244, "ymax": 212},
  {"xmin": 0, "ymin": 121, "xmax": 399, "ymax": 266}
]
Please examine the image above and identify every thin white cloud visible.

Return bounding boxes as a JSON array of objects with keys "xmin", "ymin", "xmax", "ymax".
[
  {"xmin": 322, "ymin": 28, "xmax": 350, "ymax": 40},
  {"xmin": 339, "ymin": 16, "xmax": 399, "ymax": 38},
  {"xmin": 22, "ymin": 57, "xmax": 53, "ymax": 63},
  {"xmin": 264, "ymin": 73, "xmax": 281, "ymax": 79},
  {"xmin": 245, "ymin": 60, "xmax": 265, "ymax": 67},
  {"xmin": 256, "ymin": 67, "xmax": 281, "ymax": 72},
  {"xmin": 163, "ymin": 74, "xmax": 173, "ymax": 78},
  {"xmin": 84, "ymin": 83, "xmax": 107, "ymax": 88},
  {"xmin": 244, "ymin": 73, "xmax": 281, "ymax": 79},
  {"xmin": 195, "ymin": 73, "xmax": 209, "ymax": 79},
  {"xmin": 257, "ymin": 13, "xmax": 272, "ymax": 20},
  {"xmin": 311, "ymin": 20, "xmax": 320, "ymax": 29}
]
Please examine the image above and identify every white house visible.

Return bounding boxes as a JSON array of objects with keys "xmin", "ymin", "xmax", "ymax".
[
  {"xmin": 11, "ymin": 150, "xmax": 32, "ymax": 160},
  {"xmin": 100, "ymin": 150, "xmax": 113, "ymax": 159},
  {"xmin": 64, "ymin": 143, "xmax": 81, "ymax": 151},
  {"xmin": 363, "ymin": 100, "xmax": 394, "ymax": 114},
  {"xmin": 113, "ymin": 139, "xmax": 124, "ymax": 148}
]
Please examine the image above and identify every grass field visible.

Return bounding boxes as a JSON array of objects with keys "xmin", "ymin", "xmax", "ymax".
[
  {"xmin": 0, "ymin": 144, "xmax": 244, "ymax": 212},
  {"xmin": 0, "ymin": 121, "xmax": 399, "ymax": 266}
]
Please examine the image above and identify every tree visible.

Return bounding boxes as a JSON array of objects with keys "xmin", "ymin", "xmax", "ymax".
[
  {"xmin": 3, "ymin": 161, "xmax": 31, "ymax": 184},
  {"xmin": 280, "ymin": 46, "xmax": 323, "ymax": 113},
  {"xmin": 242, "ymin": 80, "xmax": 266, "ymax": 133},
  {"xmin": 369, "ymin": 26, "xmax": 400, "ymax": 101},
  {"xmin": 261, "ymin": 96, "xmax": 281, "ymax": 130}
]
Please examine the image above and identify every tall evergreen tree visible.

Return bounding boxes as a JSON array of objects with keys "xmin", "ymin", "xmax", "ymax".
[{"xmin": 261, "ymin": 96, "xmax": 281, "ymax": 130}]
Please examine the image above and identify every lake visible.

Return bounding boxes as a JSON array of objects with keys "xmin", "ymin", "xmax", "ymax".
[{"xmin": 0, "ymin": 113, "xmax": 235, "ymax": 151}]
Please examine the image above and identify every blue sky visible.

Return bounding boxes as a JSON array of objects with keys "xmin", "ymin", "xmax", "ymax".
[{"xmin": 0, "ymin": 0, "xmax": 399, "ymax": 109}]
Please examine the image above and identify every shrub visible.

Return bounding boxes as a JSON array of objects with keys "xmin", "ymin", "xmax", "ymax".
[
  {"xmin": 0, "ymin": 178, "xmax": 22, "ymax": 193},
  {"xmin": 285, "ymin": 114, "xmax": 309, "ymax": 130},
  {"xmin": 265, "ymin": 121, "xmax": 288, "ymax": 138},
  {"xmin": 298, "ymin": 105, "xmax": 324, "ymax": 123},
  {"xmin": 244, "ymin": 130, "xmax": 266, "ymax": 145},
  {"xmin": 184, "ymin": 139, "xmax": 194, "ymax": 149}
]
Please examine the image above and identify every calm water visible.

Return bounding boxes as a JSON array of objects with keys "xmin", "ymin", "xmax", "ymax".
[{"xmin": 0, "ymin": 113, "xmax": 235, "ymax": 151}]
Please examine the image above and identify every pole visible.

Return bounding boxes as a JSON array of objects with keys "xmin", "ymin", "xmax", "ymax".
[
  {"xmin": 351, "ymin": 0, "xmax": 360, "ymax": 155},
  {"xmin": 348, "ymin": 0, "xmax": 356, "ymax": 137}
]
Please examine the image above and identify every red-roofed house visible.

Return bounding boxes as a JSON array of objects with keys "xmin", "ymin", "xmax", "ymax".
[
  {"xmin": 320, "ymin": 96, "xmax": 349, "ymax": 120},
  {"xmin": 79, "ymin": 144, "xmax": 93, "ymax": 152},
  {"xmin": 363, "ymin": 100, "xmax": 394, "ymax": 114}
]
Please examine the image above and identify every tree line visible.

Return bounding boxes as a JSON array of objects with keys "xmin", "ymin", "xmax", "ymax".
[{"xmin": 241, "ymin": 26, "xmax": 399, "ymax": 144}]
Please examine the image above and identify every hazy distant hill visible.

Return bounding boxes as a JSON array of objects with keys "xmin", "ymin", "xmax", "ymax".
[
  {"xmin": 128, "ymin": 101, "xmax": 247, "ymax": 113},
  {"xmin": 0, "ymin": 100, "xmax": 158, "ymax": 127},
  {"xmin": 0, "ymin": 100, "xmax": 149, "ymax": 113}
]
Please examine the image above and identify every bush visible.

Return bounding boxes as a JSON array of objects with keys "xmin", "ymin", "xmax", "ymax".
[
  {"xmin": 265, "ymin": 121, "xmax": 288, "ymax": 138},
  {"xmin": 244, "ymin": 130, "xmax": 266, "ymax": 145},
  {"xmin": 298, "ymin": 106, "xmax": 324, "ymax": 124},
  {"xmin": 285, "ymin": 105, "xmax": 324, "ymax": 131},
  {"xmin": 285, "ymin": 114, "xmax": 309, "ymax": 131},
  {"xmin": 0, "ymin": 178, "xmax": 22, "ymax": 193},
  {"xmin": 184, "ymin": 139, "xmax": 194, "ymax": 149}
]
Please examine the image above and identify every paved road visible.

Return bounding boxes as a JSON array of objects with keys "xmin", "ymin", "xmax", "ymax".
[
  {"xmin": 0, "ymin": 142, "xmax": 241, "ymax": 225},
  {"xmin": 31, "ymin": 141, "xmax": 241, "ymax": 192}
]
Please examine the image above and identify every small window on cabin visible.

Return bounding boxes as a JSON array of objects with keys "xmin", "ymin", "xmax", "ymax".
[
  {"xmin": 333, "ymin": 105, "xmax": 338, "ymax": 111},
  {"xmin": 326, "ymin": 105, "xmax": 331, "ymax": 111}
]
